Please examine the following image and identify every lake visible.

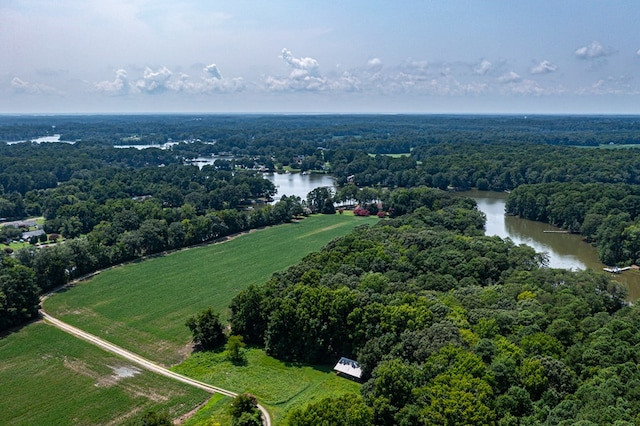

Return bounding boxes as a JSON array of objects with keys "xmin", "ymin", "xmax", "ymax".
[
  {"xmin": 7, "ymin": 134, "xmax": 74, "ymax": 145},
  {"xmin": 253, "ymin": 172, "xmax": 640, "ymax": 301},
  {"xmin": 263, "ymin": 172, "xmax": 336, "ymax": 202},
  {"xmin": 464, "ymin": 189, "xmax": 640, "ymax": 301}
]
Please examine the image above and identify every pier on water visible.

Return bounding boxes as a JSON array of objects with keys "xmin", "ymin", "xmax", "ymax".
[{"xmin": 603, "ymin": 266, "xmax": 631, "ymax": 274}]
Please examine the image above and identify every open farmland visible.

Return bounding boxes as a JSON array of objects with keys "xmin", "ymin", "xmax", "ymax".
[
  {"xmin": 175, "ymin": 349, "xmax": 361, "ymax": 425},
  {"xmin": 0, "ymin": 322, "xmax": 210, "ymax": 426},
  {"xmin": 44, "ymin": 214, "xmax": 378, "ymax": 366}
]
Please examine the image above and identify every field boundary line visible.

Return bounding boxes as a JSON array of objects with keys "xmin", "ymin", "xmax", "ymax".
[{"xmin": 39, "ymin": 309, "xmax": 271, "ymax": 426}]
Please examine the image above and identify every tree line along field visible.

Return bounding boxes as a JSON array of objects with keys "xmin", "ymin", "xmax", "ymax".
[
  {"xmin": 43, "ymin": 213, "xmax": 378, "ymax": 366},
  {"xmin": 0, "ymin": 323, "xmax": 209, "ymax": 426},
  {"xmin": 2, "ymin": 213, "xmax": 377, "ymax": 425}
]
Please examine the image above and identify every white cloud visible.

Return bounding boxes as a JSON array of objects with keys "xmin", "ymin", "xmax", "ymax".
[
  {"xmin": 199, "ymin": 75, "xmax": 246, "ymax": 93},
  {"xmin": 579, "ymin": 79, "xmax": 625, "ymax": 95},
  {"xmin": 94, "ymin": 69, "xmax": 130, "ymax": 95},
  {"xmin": 578, "ymin": 75, "xmax": 639, "ymax": 96},
  {"xmin": 497, "ymin": 71, "xmax": 521, "ymax": 84},
  {"xmin": 637, "ymin": 48, "xmax": 640, "ymax": 57},
  {"xmin": 329, "ymin": 72, "xmax": 361, "ymax": 92},
  {"xmin": 136, "ymin": 66, "xmax": 173, "ymax": 93},
  {"xmin": 204, "ymin": 64, "xmax": 222, "ymax": 80},
  {"xmin": 10, "ymin": 77, "xmax": 63, "ymax": 95},
  {"xmin": 367, "ymin": 58, "xmax": 383, "ymax": 70},
  {"xmin": 530, "ymin": 60, "xmax": 557, "ymax": 75},
  {"xmin": 166, "ymin": 72, "xmax": 194, "ymax": 92},
  {"xmin": 575, "ymin": 41, "xmax": 613, "ymax": 59},
  {"xmin": 265, "ymin": 49, "xmax": 328, "ymax": 91},
  {"xmin": 474, "ymin": 59, "xmax": 492, "ymax": 75},
  {"xmin": 93, "ymin": 64, "xmax": 245, "ymax": 96},
  {"xmin": 281, "ymin": 48, "xmax": 320, "ymax": 77},
  {"xmin": 172, "ymin": 65, "xmax": 244, "ymax": 94},
  {"xmin": 506, "ymin": 79, "xmax": 545, "ymax": 95}
]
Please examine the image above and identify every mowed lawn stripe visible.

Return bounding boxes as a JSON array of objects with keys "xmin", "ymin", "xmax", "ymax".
[{"xmin": 44, "ymin": 214, "xmax": 378, "ymax": 365}]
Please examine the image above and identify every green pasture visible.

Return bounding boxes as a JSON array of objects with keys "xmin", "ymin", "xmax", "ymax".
[
  {"xmin": 0, "ymin": 322, "xmax": 210, "ymax": 426},
  {"xmin": 44, "ymin": 214, "xmax": 378, "ymax": 366},
  {"xmin": 182, "ymin": 393, "xmax": 233, "ymax": 426},
  {"xmin": 175, "ymin": 348, "xmax": 361, "ymax": 425}
]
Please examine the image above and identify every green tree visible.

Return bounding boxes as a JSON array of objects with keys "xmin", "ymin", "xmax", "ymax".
[
  {"xmin": 286, "ymin": 394, "xmax": 372, "ymax": 426},
  {"xmin": 126, "ymin": 410, "xmax": 171, "ymax": 426},
  {"xmin": 0, "ymin": 256, "xmax": 40, "ymax": 330},
  {"xmin": 519, "ymin": 357, "xmax": 548, "ymax": 399},
  {"xmin": 306, "ymin": 186, "xmax": 334, "ymax": 214},
  {"xmin": 185, "ymin": 307, "xmax": 225, "ymax": 350},
  {"xmin": 416, "ymin": 372, "xmax": 495, "ymax": 425},
  {"xmin": 229, "ymin": 393, "xmax": 262, "ymax": 426},
  {"xmin": 225, "ymin": 335, "xmax": 246, "ymax": 364}
]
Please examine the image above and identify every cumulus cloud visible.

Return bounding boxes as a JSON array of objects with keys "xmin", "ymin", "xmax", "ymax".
[
  {"xmin": 265, "ymin": 48, "xmax": 328, "ymax": 91},
  {"xmin": 136, "ymin": 66, "xmax": 173, "ymax": 93},
  {"xmin": 93, "ymin": 64, "xmax": 244, "ymax": 96},
  {"xmin": 204, "ymin": 64, "xmax": 222, "ymax": 79},
  {"xmin": 199, "ymin": 75, "xmax": 245, "ymax": 93},
  {"xmin": 575, "ymin": 41, "xmax": 613, "ymax": 59},
  {"xmin": 637, "ymin": 48, "xmax": 640, "ymax": 57},
  {"xmin": 497, "ymin": 71, "xmax": 521, "ymax": 84},
  {"xmin": 474, "ymin": 59, "xmax": 492, "ymax": 75},
  {"xmin": 367, "ymin": 58, "xmax": 383, "ymax": 70},
  {"xmin": 403, "ymin": 59, "xmax": 429, "ymax": 71},
  {"xmin": 11, "ymin": 77, "xmax": 63, "ymax": 95},
  {"xmin": 506, "ymin": 79, "xmax": 545, "ymax": 95},
  {"xmin": 579, "ymin": 79, "xmax": 625, "ymax": 95},
  {"xmin": 281, "ymin": 48, "xmax": 320, "ymax": 77},
  {"xmin": 329, "ymin": 72, "xmax": 362, "ymax": 92},
  {"xmin": 166, "ymin": 72, "xmax": 194, "ymax": 92},
  {"xmin": 530, "ymin": 60, "xmax": 557, "ymax": 75},
  {"xmin": 94, "ymin": 69, "xmax": 130, "ymax": 95}
]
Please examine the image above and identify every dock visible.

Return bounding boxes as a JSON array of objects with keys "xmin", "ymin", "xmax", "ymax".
[{"xmin": 603, "ymin": 266, "xmax": 631, "ymax": 273}]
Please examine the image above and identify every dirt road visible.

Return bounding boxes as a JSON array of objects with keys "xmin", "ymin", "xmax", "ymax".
[{"xmin": 39, "ymin": 310, "xmax": 271, "ymax": 426}]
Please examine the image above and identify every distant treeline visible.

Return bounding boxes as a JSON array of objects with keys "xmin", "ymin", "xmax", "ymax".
[
  {"xmin": 2, "ymin": 114, "xmax": 640, "ymax": 151},
  {"xmin": 330, "ymin": 141, "xmax": 640, "ymax": 190}
]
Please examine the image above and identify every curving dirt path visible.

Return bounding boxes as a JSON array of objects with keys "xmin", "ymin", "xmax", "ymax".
[{"xmin": 39, "ymin": 309, "xmax": 271, "ymax": 426}]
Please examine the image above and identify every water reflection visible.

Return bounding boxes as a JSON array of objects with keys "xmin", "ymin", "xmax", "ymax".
[
  {"xmin": 263, "ymin": 172, "xmax": 336, "ymax": 202},
  {"xmin": 463, "ymin": 189, "xmax": 640, "ymax": 301},
  {"xmin": 469, "ymin": 189, "xmax": 591, "ymax": 270}
]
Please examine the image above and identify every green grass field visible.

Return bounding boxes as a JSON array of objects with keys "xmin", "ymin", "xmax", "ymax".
[
  {"xmin": 174, "ymin": 348, "xmax": 361, "ymax": 425},
  {"xmin": 44, "ymin": 214, "xmax": 378, "ymax": 366},
  {"xmin": 0, "ymin": 322, "xmax": 211, "ymax": 426}
]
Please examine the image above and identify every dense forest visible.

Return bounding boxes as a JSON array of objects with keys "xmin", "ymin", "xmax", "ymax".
[
  {"xmin": 3, "ymin": 114, "xmax": 640, "ymax": 424},
  {"xmin": 506, "ymin": 183, "xmax": 640, "ymax": 266},
  {"xmin": 231, "ymin": 188, "xmax": 634, "ymax": 425}
]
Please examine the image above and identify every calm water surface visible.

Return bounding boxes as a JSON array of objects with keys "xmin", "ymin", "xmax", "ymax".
[
  {"xmin": 264, "ymin": 172, "xmax": 336, "ymax": 201},
  {"xmin": 251, "ymin": 175, "xmax": 640, "ymax": 301},
  {"xmin": 464, "ymin": 189, "xmax": 640, "ymax": 301}
]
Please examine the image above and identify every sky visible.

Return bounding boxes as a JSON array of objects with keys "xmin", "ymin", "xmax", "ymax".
[{"xmin": 2, "ymin": 0, "xmax": 640, "ymax": 114}]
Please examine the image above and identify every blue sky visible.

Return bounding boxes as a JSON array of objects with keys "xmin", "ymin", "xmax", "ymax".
[{"xmin": 2, "ymin": 0, "xmax": 640, "ymax": 114}]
